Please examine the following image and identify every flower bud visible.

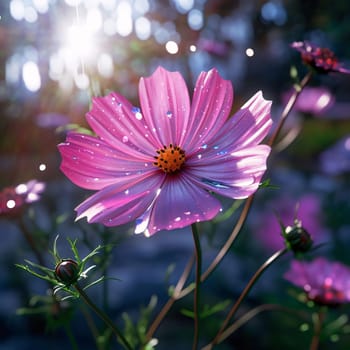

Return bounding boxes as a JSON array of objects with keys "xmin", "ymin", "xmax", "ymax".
[
  {"xmin": 284, "ymin": 221, "xmax": 313, "ymax": 254},
  {"xmin": 55, "ymin": 259, "xmax": 80, "ymax": 285}
]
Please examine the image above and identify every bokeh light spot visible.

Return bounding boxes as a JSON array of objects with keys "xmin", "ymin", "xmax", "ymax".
[
  {"xmin": 22, "ymin": 61, "xmax": 41, "ymax": 92},
  {"xmin": 6, "ymin": 200, "xmax": 16, "ymax": 209},
  {"xmin": 10, "ymin": 0, "xmax": 25, "ymax": 21},
  {"xmin": 39, "ymin": 163, "xmax": 47, "ymax": 171},
  {"xmin": 135, "ymin": 17, "xmax": 151, "ymax": 40},
  {"xmin": 245, "ymin": 48, "xmax": 255, "ymax": 57},
  {"xmin": 188, "ymin": 9, "xmax": 203, "ymax": 30},
  {"xmin": 165, "ymin": 41, "xmax": 179, "ymax": 54},
  {"xmin": 97, "ymin": 53, "xmax": 114, "ymax": 77}
]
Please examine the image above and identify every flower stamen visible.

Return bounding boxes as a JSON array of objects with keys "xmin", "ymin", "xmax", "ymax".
[{"xmin": 153, "ymin": 144, "xmax": 185, "ymax": 173}]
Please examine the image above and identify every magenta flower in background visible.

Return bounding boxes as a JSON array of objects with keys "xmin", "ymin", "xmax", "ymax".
[
  {"xmin": 59, "ymin": 67, "xmax": 272, "ymax": 236},
  {"xmin": 320, "ymin": 135, "xmax": 350, "ymax": 175},
  {"xmin": 254, "ymin": 194, "xmax": 327, "ymax": 252},
  {"xmin": 0, "ymin": 180, "xmax": 46, "ymax": 216},
  {"xmin": 285, "ymin": 257, "xmax": 350, "ymax": 305},
  {"xmin": 291, "ymin": 41, "xmax": 350, "ymax": 74},
  {"xmin": 282, "ymin": 86, "xmax": 334, "ymax": 115}
]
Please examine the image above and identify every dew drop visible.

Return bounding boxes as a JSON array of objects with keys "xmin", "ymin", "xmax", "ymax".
[
  {"xmin": 200, "ymin": 144, "xmax": 208, "ymax": 149},
  {"xmin": 197, "ymin": 154, "xmax": 202, "ymax": 160},
  {"xmin": 174, "ymin": 216, "xmax": 181, "ymax": 222},
  {"xmin": 122, "ymin": 136, "xmax": 128, "ymax": 143},
  {"xmin": 132, "ymin": 106, "xmax": 143, "ymax": 120},
  {"xmin": 201, "ymin": 179, "xmax": 231, "ymax": 189},
  {"xmin": 166, "ymin": 111, "xmax": 173, "ymax": 118},
  {"xmin": 184, "ymin": 211, "xmax": 191, "ymax": 215},
  {"xmin": 124, "ymin": 189, "xmax": 129, "ymax": 195}
]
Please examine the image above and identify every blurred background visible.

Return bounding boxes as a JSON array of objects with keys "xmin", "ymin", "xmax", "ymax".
[{"xmin": 1, "ymin": 0, "xmax": 350, "ymax": 349}]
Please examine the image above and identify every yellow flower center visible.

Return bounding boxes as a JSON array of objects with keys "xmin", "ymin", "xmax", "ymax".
[{"xmin": 153, "ymin": 144, "xmax": 186, "ymax": 173}]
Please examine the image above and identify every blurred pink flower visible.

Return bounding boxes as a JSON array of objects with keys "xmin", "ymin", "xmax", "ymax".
[
  {"xmin": 0, "ymin": 179, "xmax": 45, "ymax": 217},
  {"xmin": 285, "ymin": 257, "xmax": 350, "ymax": 305},
  {"xmin": 320, "ymin": 135, "xmax": 350, "ymax": 175},
  {"xmin": 197, "ymin": 38, "xmax": 230, "ymax": 57},
  {"xmin": 59, "ymin": 67, "xmax": 272, "ymax": 236},
  {"xmin": 282, "ymin": 87, "xmax": 334, "ymax": 115},
  {"xmin": 254, "ymin": 194, "xmax": 326, "ymax": 252},
  {"xmin": 291, "ymin": 41, "xmax": 350, "ymax": 74}
]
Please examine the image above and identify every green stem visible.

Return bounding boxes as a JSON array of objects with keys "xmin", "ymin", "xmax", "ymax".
[
  {"xmin": 205, "ymin": 248, "xmax": 288, "ymax": 349},
  {"xmin": 64, "ymin": 323, "xmax": 80, "ymax": 350},
  {"xmin": 18, "ymin": 217, "xmax": 45, "ymax": 266},
  {"xmin": 267, "ymin": 71, "xmax": 313, "ymax": 147},
  {"xmin": 145, "ymin": 254, "xmax": 195, "ymax": 341},
  {"xmin": 74, "ymin": 283, "xmax": 133, "ymax": 350},
  {"xmin": 202, "ymin": 303, "xmax": 310, "ymax": 349},
  {"xmin": 310, "ymin": 310, "xmax": 326, "ymax": 350},
  {"xmin": 191, "ymin": 223, "xmax": 202, "ymax": 350}
]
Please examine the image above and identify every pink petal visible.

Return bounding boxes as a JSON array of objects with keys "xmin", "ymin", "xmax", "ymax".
[
  {"xmin": 86, "ymin": 92, "xmax": 159, "ymax": 157},
  {"xmin": 182, "ymin": 68, "xmax": 233, "ymax": 151},
  {"xmin": 58, "ymin": 133, "xmax": 154, "ymax": 190},
  {"xmin": 204, "ymin": 91, "xmax": 272, "ymax": 155},
  {"xmin": 75, "ymin": 172, "xmax": 165, "ymax": 226},
  {"xmin": 138, "ymin": 66, "xmax": 191, "ymax": 146},
  {"xmin": 143, "ymin": 174, "xmax": 222, "ymax": 236},
  {"xmin": 186, "ymin": 145, "xmax": 271, "ymax": 199}
]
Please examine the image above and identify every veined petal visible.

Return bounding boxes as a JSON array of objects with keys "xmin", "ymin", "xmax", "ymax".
[
  {"xmin": 138, "ymin": 66, "xmax": 191, "ymax": 147},
  {"xmin": 58, "ymin": 133, "xmax": 154, "ymax": 190},
  {"xmin": 204, "ymin": 91, "xmax": 272, "ymax": 155},
  {"xmin": 182, "ymin": 68, "xmax": 233, "ymax": 151},
  {"xmin": 187, "ymin": 145, "xmax": 271, "ymax": 199},
  {"xmin": 75, "ymin": 172, "xmax": 165, "ymax": 226},
  {"xmin": 87, "ymin": 92, "xmax": 159, "ymax": 157},
  {"xmin": 145, "ymin": 174, "xmax": 222, "ymax": 236}
]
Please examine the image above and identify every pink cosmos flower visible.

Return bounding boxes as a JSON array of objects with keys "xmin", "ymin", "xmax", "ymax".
[
  {"xmin": 285, "ymin": 257, "xmax": 350, "ymax": 305},
  {"xmin": 58, "ymin": 67, "xmax": 272, "ymax": 236},
  {"xmin": 291, "ymin": 41, "xmax": 350, "ymax": 74}
]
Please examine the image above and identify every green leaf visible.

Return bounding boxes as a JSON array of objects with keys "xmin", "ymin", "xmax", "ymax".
[{"xmin": 181, "ymin": 299, "xmax": 231, "ymax": 319}]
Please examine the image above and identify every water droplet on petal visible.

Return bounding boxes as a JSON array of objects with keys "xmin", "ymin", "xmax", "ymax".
[
  {"xmin": 174, "ymin": 216, "xmax": 181, "ymax": 222},
  {"xmin": 166, "ymin": 111, "xmax": 173, "ymax": 118},
  {"xmin": 124, "ymin": 189, "xmax": 129, "ymax": 195},
  {"xmin": 132, "ymin": 106, "xmax": 143, "ymax": 120},
  {"xmin": 122, "ymin": 136, "xmax": 128, "ymax": 143},
  {"xmin": 201, "ymin": 144, "xmax": 208, "ymax": 149},
  {"xmin": 184, "ymin": 211, "xmax": 191, "ymax": 215},
  {"xmin": 201, "ymin": 179, "xmax": 232, "ymax": 189},
  {"xmin": 197, "ymin": 154, "xmax": 202, "ymax": 160}
]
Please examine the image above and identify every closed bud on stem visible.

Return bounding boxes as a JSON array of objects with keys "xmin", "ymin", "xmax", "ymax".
[
  {"xmin": 55, "ymin": 259, "xmax": 80, "ymax": 285},
  {"xmin": 283, "ymin": 220, "xmax": 313, "ymax": 254}
]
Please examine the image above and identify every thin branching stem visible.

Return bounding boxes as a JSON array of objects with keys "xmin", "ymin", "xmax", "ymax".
[
  {"xmin": 74, "ymin": 283, "xmax": 133, "ymax": 350},
  {"xmin": 267, "ymin": 71, "xmax": 313, "ymax": 147},
  {"xmin": 191, "ymin": 223, "xmax": 202, "ymax": 350},
  {"xmin": 202, "ymin": 303, "xmax": 310, "ymax": 348},
  {"xmin": 204, "ymin": 248, "xmax": 288, "ymax": 349},
  {"xmin": 310, "ymin": 310, "xmax": 326, "ymax": 350},
  {"xmin": 145, "ymin": 254, "xmax": 195, "ymax": 341}
]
